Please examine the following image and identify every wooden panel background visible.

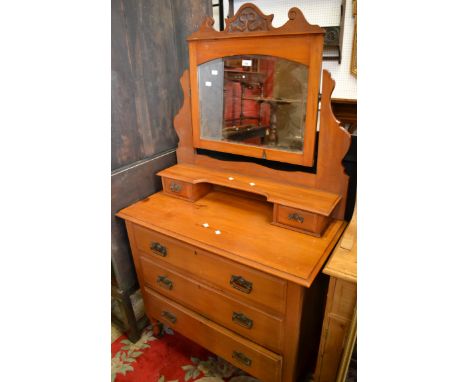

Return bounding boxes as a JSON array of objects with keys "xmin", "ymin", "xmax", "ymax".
[{"xmin": 111, "ymin": 0, "xmax": 212, "ymax": 291}]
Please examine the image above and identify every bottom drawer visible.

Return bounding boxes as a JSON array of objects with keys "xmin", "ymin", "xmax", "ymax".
[{"xmin": 144, "ymin": 287, "xmax": 282, "ymax": 382}]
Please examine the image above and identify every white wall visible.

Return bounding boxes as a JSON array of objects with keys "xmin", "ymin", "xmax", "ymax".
[{"xmin": 222, "ymin": 0, "xmax": 357, "ymax": 100}]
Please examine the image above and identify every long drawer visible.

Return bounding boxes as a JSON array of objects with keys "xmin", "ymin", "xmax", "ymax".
[
  {"xmin": 140, "ymin": 255, "xmax": 283, "ymax": 352},
  {"xmin": 134, "ymin": 224, "xmax": 286, "ymax": 314},
  {"xmin": 144, "ymin": 287, "xmax": 282, "ymax": 382}
]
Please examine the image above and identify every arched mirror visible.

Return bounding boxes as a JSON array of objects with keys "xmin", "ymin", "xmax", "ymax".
[
  {"xmin": 187, "ymin": 5, "xmax": 325, "ymax": 166},
  {"xmin": 198, "ymin": 55, "xmax": 309, "ymax": 153}
]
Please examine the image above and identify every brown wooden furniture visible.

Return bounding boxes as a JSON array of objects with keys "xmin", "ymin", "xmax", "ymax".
[
  {"xmin": 111, "ymin": 268, "xmax": 148, "ymax": 342},
  {"xmin": 314, "ymin": 207, "xmax": 357, "ymax": 382},
  {"xmin": 117, "ymin": 4, "xmax": 352, "ymax": 381}
]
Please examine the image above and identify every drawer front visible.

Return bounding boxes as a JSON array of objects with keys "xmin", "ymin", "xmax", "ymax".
[
  {"xmin": 161, "ymin": 177, "xmax": 211, "ymax": 201},
  {"xmin": 144, "ymin": 288, "xmax": 282, "ymax": 382},
  {"xmin": 134, "ymin": 225, "xmax": 286, "ymax": 314},
  {"xmin": 275, "ymin": 205, "xmax": 331, "ymax": 237},
  {"xmin": 140, "ymin": 256, "xmax": 283, "ymax": 352},
  {"xmin": 162, "ymin": 177, "xmax": 191, "ymax": 199}
]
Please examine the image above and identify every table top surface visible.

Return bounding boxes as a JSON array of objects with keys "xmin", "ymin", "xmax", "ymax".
[
  {"xmin": 323, "ymin": 207, "xmax": 357, "ymax": 283},
  {"xmin": 117, "ymin": 189, "xmax": 347, "ymax": 287}
]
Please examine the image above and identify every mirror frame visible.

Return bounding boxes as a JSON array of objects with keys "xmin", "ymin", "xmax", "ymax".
[{"xmin": 187, "ymin": 4, "xmax": 325, "ymax": 166}]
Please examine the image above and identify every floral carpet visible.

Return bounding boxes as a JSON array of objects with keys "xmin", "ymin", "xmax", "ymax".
[{"xmin": 111, "ymin": 325, "xmax": 261, "ymax": 382}]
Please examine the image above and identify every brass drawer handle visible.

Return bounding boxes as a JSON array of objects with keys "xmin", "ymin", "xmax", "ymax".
[
  {"xmin": 288, "ymin": 212, "xmax": 304, "ymax": 223},
  {"xmin": 230, "ymin": 275, "xmax": 252, "ymax": 294},
  {"xmin": 161, "ymin": 310, "xmax": 177, "ymax": 324},
  {"xmin": 156, "ymin": 275, "xmax": 173, "ymax": 290},
  {"xmin": 232, "ymin": 351, "xmax": 252, "ymax": 367},
  {"xmin": 150, "ymin": 241, "xmax": 167, "ymax": 257},
  {"xmin": 232, "ymin": 312, "xmax": 253, "ymax": 329},
  {"xmin": 170, "ymin": 181, "xmax": 182, "ymax": 193}
]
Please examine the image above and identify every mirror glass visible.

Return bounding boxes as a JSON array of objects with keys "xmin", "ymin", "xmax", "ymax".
[{"xmin": 198, "ymin": 55, "xmax": 309, "ymax": 153}]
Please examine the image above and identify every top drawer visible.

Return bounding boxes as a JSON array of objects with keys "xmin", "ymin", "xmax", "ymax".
[{"xmin": 133, "ymin": 224, "xmax": 286, "ymax": 315}]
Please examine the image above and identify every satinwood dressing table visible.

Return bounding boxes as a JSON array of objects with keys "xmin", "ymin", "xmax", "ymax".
[{"xmin": 117, "ymin": 4, "xmax": 351, "ymax": 381}]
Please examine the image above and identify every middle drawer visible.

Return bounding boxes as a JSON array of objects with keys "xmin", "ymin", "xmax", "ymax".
[{"xmin": 140, "ymin": 255, "xmax": 283, "ymax": 353}]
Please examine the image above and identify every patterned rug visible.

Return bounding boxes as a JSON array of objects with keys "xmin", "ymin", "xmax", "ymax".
[{"xmin": 111, "ymin": 325, "xmax": 261, "ymax": 382}]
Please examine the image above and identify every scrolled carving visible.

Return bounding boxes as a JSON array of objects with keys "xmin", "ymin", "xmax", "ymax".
[
  {"xmin": 197, "ymin": 16, "xmax": 216, "ymax": 33},
  {"xmin": 288, "ymin": 8, "xmax": 298, "ymax": 20},
  {"xmin": 188, "ymin": 4, "xmax": 323, "ymax": 40},
  {"xmin": 225, "ymin": 4, "xmax": 273, "ymax": 33}
]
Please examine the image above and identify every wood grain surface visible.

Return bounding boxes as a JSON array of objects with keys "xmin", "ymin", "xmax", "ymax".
[
  {"xmin": 314, "ymin": 278, "xmax": 357, "ymax": 382},
  {"xmin": 112, "ymin": 0, "xmax": 212, "ymax": 170},
  {"xmin": 158, "ymin": 163, "xmax": 341, "ymax": 215},
  {"xmin": 140, "ymin": 255, "xmax": 284, "ymax": 353},
  {"xmin": 144, "ymin": 288, "xmax": 283, "ymax": 382},
  {"xmin": 117, "ymin": 189, "xmax": 346, "ymax": 286},
  {"xmin": 274, "ymin": 204, "xmax": 331, "ymax": 236},
  {"xmin": 324, "ymin": 206, "xmax": 357, "ymax": 283},
  {"xmin": 314, "ymin": 207, "xmax": 357, "ymax": 381},
  {"xmin": 111, "ymin": 0, "xmax": 212, "ymax": 292},
  {"xmin": 134, "ymin": 225, "xmax": 287, "ymax": 314}
]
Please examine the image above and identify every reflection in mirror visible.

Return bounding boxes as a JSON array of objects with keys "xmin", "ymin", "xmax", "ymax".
[{"xmin": 198, "ymin": 55, "xmax": 309, "ymax": 153}]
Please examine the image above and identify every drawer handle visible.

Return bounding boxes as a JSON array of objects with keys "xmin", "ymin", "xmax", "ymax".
[
  {"xmin": 232, "ymin": 351, "xmax": 252, "ymax": 367},
  {"xmin": 288, "ymin": 212, "xmax": 304, "ymax": 223},
  {"xmin": 150, "ymin": 242, "xmax": 167, "ymax": 257},
  {"xmin": 232, "ymin": 312, "xmax": 253, "ymax": 329},
  {"xmin": 170, "ymin": 181, "xmax": 182, "ymax": 193},
  {"xmin": 161, "ymin": 310, "xmax": 177, "ymax": 324},
  {"xmin": 156, "ymin": 275, "xmax": 173, "ymax": 290},
  {"xmin": 230, "ymin": 275, "xmax": 252, "ymax": 294}
]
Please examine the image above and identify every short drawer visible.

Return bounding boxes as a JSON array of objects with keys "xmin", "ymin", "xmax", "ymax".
[
  {"xmin": 144, "ymin": 288, "xmax": 282, "ymax": 382},
  {"xmin": 161, "ymin": 177, "xmax": 211, "ymax": 201},
  {"xmin": 161, "ymin": 177, "xmax": 192, "ymax": 199},
  {"xmin": 140, "ymin": 256, "xmax": 283, "ymax": 352},
  {"xmin": 273, "ymin": 204, "xmax": 331, "ymax": 237},
  {"xmin": 133, "ymin": 225, "xmax": 287, "ymax": 314}
]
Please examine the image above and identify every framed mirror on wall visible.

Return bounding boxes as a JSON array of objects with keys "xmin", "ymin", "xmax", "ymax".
[{"xmin": 350, "ymin": 0, "xmax": 357, "ymax": 77}]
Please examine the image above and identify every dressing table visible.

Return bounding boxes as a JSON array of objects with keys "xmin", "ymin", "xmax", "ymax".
[{"xmin": 117, "ymin": 4, "xmax": 351, "ymax": 381}]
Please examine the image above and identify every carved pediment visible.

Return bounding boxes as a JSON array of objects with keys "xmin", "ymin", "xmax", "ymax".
[
  {"xmin": 225, "ymin": 4, "xmax": 274, "ymax": 32},
  {"xmin": 188, "ymin": 3, "xmax": 323, "ymax": 40}
]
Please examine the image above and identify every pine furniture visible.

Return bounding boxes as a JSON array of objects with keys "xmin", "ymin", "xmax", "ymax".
[
  {"xmin": 314, "ymin": 208, "xmax": 357, "ymax": 381},
  {"xmin": 117, "ymin": 4, "xmax": 352, "ymax": 381}
]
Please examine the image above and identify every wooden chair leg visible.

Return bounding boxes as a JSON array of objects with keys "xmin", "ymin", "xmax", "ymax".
[{"xmin": 112, "ymin": 285, "xmax": 145, "ymax": 343}]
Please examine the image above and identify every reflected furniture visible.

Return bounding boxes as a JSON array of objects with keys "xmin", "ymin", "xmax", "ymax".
[
  {"xmin": 117, "ymin": 4, "xmax": 351, "ymax": 381},
  {"xmin": 314, "ymin": 207, "xmax": 357, "ymax": 382}
]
